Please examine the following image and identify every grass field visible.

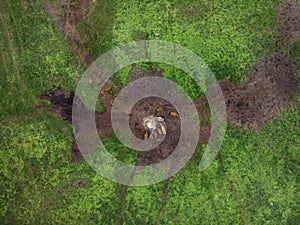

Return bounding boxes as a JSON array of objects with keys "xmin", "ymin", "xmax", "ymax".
[{"xmin": 1, "ymin": 0, "xmax": 299, "ymax": 224}]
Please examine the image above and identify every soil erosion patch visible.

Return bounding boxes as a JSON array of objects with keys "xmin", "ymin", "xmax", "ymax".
[{"xmin": 220, "ymin": 54, "xmax": 297, "ymax": 130}]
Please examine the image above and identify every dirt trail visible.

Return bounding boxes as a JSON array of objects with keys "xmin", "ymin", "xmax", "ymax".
[
  {"xmin": 44, "ymin": 0, "xmax": 116, "ymax": 162},
  {"xmin": 44, "ymin": 0, "xmax": 94, "ymax": 65}
]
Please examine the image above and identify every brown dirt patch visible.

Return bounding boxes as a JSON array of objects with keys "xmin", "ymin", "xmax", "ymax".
[
  {"xmin": 127, "ymin": 65, "xmax": 180, "ymax": 166},
  {"xmin": 278, "ymin": 0, "xmax": 300, "ymax": 42},
  {"xmin": 41, "ymin": 87, "xmax": 74, "ymax": 123},
  {"xmin": 96, "ymin": 79, "xmax": 119, "ymax": 138},
  {"xmin": 127, "ymin": 65, "xmax": 211, "ymax": 165},
  {"xmin": 193, "ymin": 97, "xmax": 211, "ymax": 144},
  {"xmin": 40, "ymin": 80, "xmax": 118, "ymax": 162},
  {"xmin": 130, "ymin": 96, "xmax": 181, "ymax": 166},
  {"xmin": 220, "ymin": 53, "xmax": 297, "ymax": 130}
]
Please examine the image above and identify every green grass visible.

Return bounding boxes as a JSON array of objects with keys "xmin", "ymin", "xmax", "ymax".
[
  {"xmin": 0, "ymin": 115, "xmax": 73, "ymax": 223},
  {"xmin": 77, "ymin": 0, "xmax": 116, "ymax": 59},
  {"xmin": 111, "ymin": 0, "xmax": 281, "ymax": 94},
  {"xmin": 1, "ymin": 0, "xmax": 299, "ymax": 224},
  {"xmin": 0, "ymin": 0, "xmax": 77, "ymax": 119}
]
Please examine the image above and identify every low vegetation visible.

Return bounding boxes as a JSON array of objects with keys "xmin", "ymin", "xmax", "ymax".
[{"xmin": 1, "ymin": 0, "xmax": 299, "ymax": 224}]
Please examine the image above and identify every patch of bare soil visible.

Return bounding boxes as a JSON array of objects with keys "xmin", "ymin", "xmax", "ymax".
[
  {"xmin": 40, "ymin": 80, "xmax": 119, "ymax": 162},
  {"xmin": 220, "ymin": 54, "xmax": 297, "ymax": 130},
  {"xmin": 41, "ymin": 87, "xmax": 74, "ymax": 123},
  {"xmin": 126, "ymin": 64, "xmax": 211, "ymax": 165},
  {"xmin": 44, "ymin": 52, "xmax": 297, "ymax": 162},
  {"xmin": 126, "ymin": 64, "xmax": 179, "ymax": 165},
  {"xmin": 220, "ymin": 0, "xmax": 299, "ymax": 131},
  {"xmin": 130, "ymin": 96, "xmax": 181, "ymax": 166},
  {"xmin": 126, "ymin": 65, "xmax": 180, "ymax": 165},
  {"xmin": 194, "ymin": 97, "xmax": 211, "ymax": 143},
  {"xmin": 278, "ymin": 0, "xmax": 300, "ymax": 42},
  {"xmin": 129, "ymin": 95, "xmax": 211, "ymax": 165}
]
